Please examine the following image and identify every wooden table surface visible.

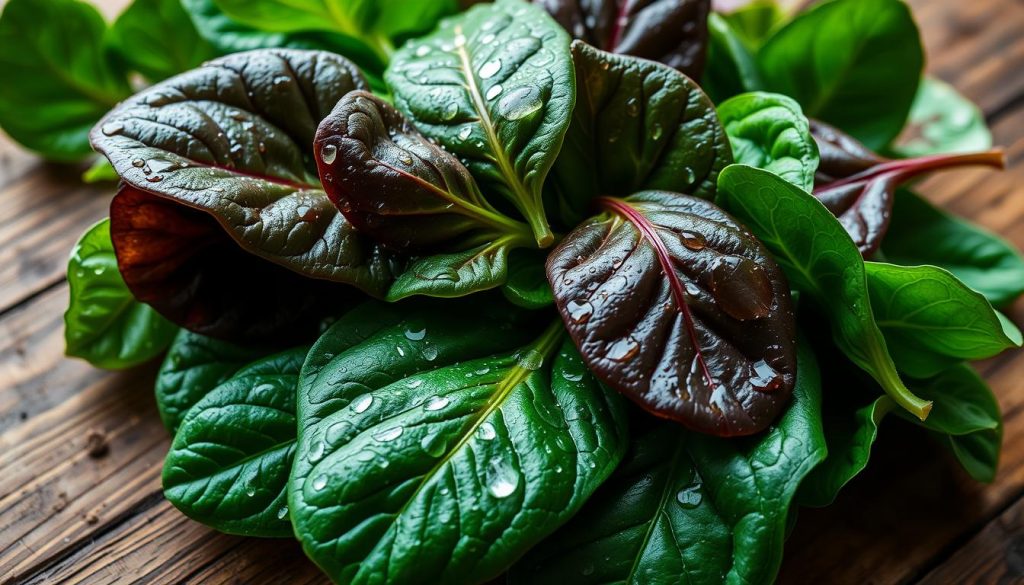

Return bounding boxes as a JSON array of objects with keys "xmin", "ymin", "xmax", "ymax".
[{"xmin": 1, "ymin": 0, "xmax": 1022, "ymax": 583}]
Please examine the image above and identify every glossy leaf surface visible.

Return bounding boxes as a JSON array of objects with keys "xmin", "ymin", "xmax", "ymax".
[
  {"xmin": 107, "ymin": 0, "xmax": 218, "ymax": 82},
  {"xmin": 0, "ymin": 0, "xmax": 131, "ymax": 160},
  {"xmin": 64, "ymin": 220, "xmax": 178, "ymax": 370},
  {"xmin": 810, "ymin": 120, "xmax": 1004, "ymax": 256},
  {"xmin": 551, "ymin": 42, "xmax": 732, "ymax": 225},
  {"xmin": 717, "ymin": 91, "xmax": 818, "ymax": 191},
  {"xmin": 716, "ymin": 165, "xmax": 931, "ymax": 420},
  {"xmin": 866, "ymin": 262, "xmax": 1022, "ymax": 378},
  {"xmin": 386, "ymin": 0, "xmax": 575, "ymax": 246},
  {"xmin": 163, "ymin": 347, "xmax": 307, "ymax": 537},
  {"xmin": 156, "ymin": 329, "xmax": 272, "ymax": 432},
  {"xmin": 885, "ymin": 189, "xmax": 1024, "ymax": 307},
  {"xmin": 533, "ymin": 0, "xmax": 711, "ymax": 78},
  {"xmin": 547, "ymin": 191, "xmax": 797, "ymax": 436},
  {"xmin": 758, "ymin": 0, "xmax": 923, "ymax": 149},
  {"xmin": 386, "ymin": 241, "xmax": 517, "ymax": 301},
  {"xmin": 892, "ymin": 77, "xmax": 993, "ymax": 158},
  {"xmin": 291, "ymin": 322, "xmax": 627, "ymax": 584},
  {"xmin": 502, "ymin": 249, "xmax": 555, "ymax": 309},
  {"xmin": 315, "ymin": 91, "xmax": 530, "ymax": 250},
  {"xmin": 512, "ymin": 339, "xmax": 825, "ymax": 585}
]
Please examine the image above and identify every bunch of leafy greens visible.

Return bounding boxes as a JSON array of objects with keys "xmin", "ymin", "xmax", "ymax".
[{"xmin": 0, "ymin": 0, "xmax": 1014, "ymax": 582}]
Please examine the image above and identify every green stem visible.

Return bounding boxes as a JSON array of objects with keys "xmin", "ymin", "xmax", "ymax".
[{"xmin": 865, "ymin": 334, "xmax": 932, "ymax": 421}]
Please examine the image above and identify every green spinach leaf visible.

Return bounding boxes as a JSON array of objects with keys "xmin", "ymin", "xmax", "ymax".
[
  {"xmin": 884, "ymin": 189, "xmax": 1024, "ymax": 307},
  {"xmin": 891, "ymin": 77, "xmax": 992, "ymax": 158},
  {"xmin": 0, "ymin": 0, "xmax": 131, "ymax": 161},
  {"xmin": 511, "ymin": 338, "xmax": 825, "ymax": 585},
  {"xmin": 163, "ymin": 347, "xmax": 307, "ymax": 537},
  {"xmin": 291, "ymin": 321, "xmax": 628, "ymax": 584},
  {"xmin": 716, "ymin": 165, "xmax": 931, "ymax": 420},
  {"xmin": 386, "ymin": 241, "xmax": 518, "ymax": 301},
  {"xmin": 551, "ymin": 41, "xmax": 731, "ymax": 225},
  {"xmin": 758, "ymin": 0, "xmax": 923, "ymax": 149},
  {"xmin": 717, "ymin": 91, "xmax": 818, "ymax": 191},
  {"xmin": 64, "ymin": 220, "xmax": 178, "ymax": 370},
  {"xmin": 866, "ymin": 262, "xmax": 1022, "ymax": 378},
  {"xmin": 386, "ymin": 0, "xmax": 575, "ymax": 246},
  {"xmin": 107, "ymin": 0, "xmax": 219, "ymax": 82},
  {"xmin": 701, "ymin": 12, "xmax": 762, "ymax": 104},
  {"xmin": 502, "ymin": 249, "xmax": 554, "ymax": 309},
  {"xmin": 156, "ymin": 330, "xmax": 272, "ymax": 432}
]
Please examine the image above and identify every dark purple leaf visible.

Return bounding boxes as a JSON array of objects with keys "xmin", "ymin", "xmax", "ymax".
[
  {"xmin": 810, "ymin": 120, "xmax": 1004, "ymax": 256},
  {"xmin": 546, "ymin": 190, "xmax": 796, "ymax": 436},
  {"xmin": 534, "ymin": 0, "xmax": 711, "ymax": 79},
  {"xmin": 315, "ymin": 91, "xmax": 531, "ymax": 251},
  {"xmin": 110, "ymin": 186, "xmax": 358, "ymax": 342}
]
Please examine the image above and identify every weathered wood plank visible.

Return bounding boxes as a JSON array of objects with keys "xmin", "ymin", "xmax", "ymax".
[{"xmin": 918, "ymin": 496, "xmax": 1024, "ymax": 584}]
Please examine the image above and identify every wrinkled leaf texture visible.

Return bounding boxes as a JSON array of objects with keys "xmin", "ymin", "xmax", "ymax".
[
  {"xmin": 547, "ymin": 191, "xmax": 796, "ymax": 436},
  {"xmin": 534, "ymin": 0, "xmax": 711, "ymax": 79},
  {"xmin": 550, "ymin": 41, "xmax": 732, "ymax": 225},
  {"xmin": 92, "ymin": 49, "xmax": 398, "ymax": 341}
]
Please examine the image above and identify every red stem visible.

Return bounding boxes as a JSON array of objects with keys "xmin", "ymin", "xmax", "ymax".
[
  {"xmin": 607, "ymin": 0, "xmax": 631, "ymax": 52},
  {"xmin": 814, "ymin": 149, "xmax": 1005, "ymax": 195}
]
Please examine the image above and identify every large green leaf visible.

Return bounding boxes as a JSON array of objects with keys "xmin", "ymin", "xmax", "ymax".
[
  {"xmin": 291, "ymin": 318, "xmax": 628, "ymax": 583},
  {"xmin": 716, "ymin": 165, "xmax": 931, "ymax": 420},
  {"xmin": 511, "ymin": 338, "xmax": 825, "ymax": 585},
  {"xmin": 386, "ymin": 0, "xmax": 575, "ymax": 246},
  {"xmin": 64, "ymin": 220, "xmax": 177, "ymax": 370},
  {"xmin": 0, "ymin": 0, "xmax": 131, "ymax": 160},
  {"xmin": 701, "ymin": 12, "xmax": 763, "ymax": 104},
  {"xmin": 866, "ymin": 262, "xmax": 1021, "ymax": 378},
  {"xmin": 717, "ymin": 91, "xmax": 818, "ymax": 191},
  {"xmin": 884, "ymin": 189, "xmax": 1024, "ymax": 308},
  {"xmin": 106, "ymin": 0, "xmax": 218, "ymax": 82},
  {"xmin": 156, "ymin": 330, "xmax": 272, "ymax": 432},
  {"xmin": 163, "ymin": 347, "xmax": 307, "ymax": 537},
  {"xmin": 758, "ymin": 0, "xmax": 923, "ymax": 149},
  {"xmin": 891, "ymin": 77, "xmax": 993, "ymax": 158},
  {"xmin": 551, "ymin": 41, "xmax": 732, "ymax": 225}
]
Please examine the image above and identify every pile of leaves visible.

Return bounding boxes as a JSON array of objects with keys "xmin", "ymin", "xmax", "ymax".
[{"xmin": 3, "ymin": 0, "xmax": 1022, "ymax": 583}]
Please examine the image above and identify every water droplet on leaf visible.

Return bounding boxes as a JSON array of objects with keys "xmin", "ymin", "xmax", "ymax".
[{"xmin": 320, "ymin": 144, "xmax": 337, "ymax": 164}]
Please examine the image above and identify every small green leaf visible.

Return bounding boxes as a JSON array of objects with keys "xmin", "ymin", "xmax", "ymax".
[
  {"xmin": 717, "ymin": 91, "xmax": 819, "ymax": 191},
  {"xmin": 511, "ymin": 338, "xmax": 825, "ymax": 585},
  {"xmin": 107, "ymin": 0, "xmax": 219, "ymax": 82},
  {"xmin": 551, "ymin": 41, "xmax": 732, "ymax": 225},
  {"xmin": 758, "ymin": 0, "xmax": 923, "ymax": 149},
  {"xmin": 716, "ymin": 165, "xmax": 931, "ymax": 420},
  {"xmin": 64, "ymin": 220, "xmax": 178, "ymax": 370},
  {"xmin": 866, "ymin": 262, "xmax": 1022, "ymax": 378},
  {"xmin": 291, "ymin": 321, "xmax": 628, "ymax": 584},
  {"xmin": 0, "ymin": 0, "xmax": 131, "ymax": 160},
  {"xmin": 884, "ymin": 189, "xmax": 1024, "ymax": 307},
  {"xmin": 386, "ymin": 0, "xmax": 575, "ymax": 246},
  {"xmin": 156, "ymin": 329, "xmax": 272, "ymax": 432},
  {"xmin": 386, "ymin": 239, "xmax": 515, "ymax": 301},
  {"xmin": 81, "ymin": 158, "xmax": 119, "ymax": 184},
  {"xmin": 163, "ymin": 347, "xmax": 307, "ymax": 537},
  {"xmin": 891, "ymin": 77, "xmax": 993, "ymax": 158},
  {"xmin": 502, "ymin": 249, "xmax": 553, "ymax": 309}
]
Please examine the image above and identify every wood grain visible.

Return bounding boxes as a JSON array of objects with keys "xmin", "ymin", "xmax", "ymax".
[{"xmin": 0, "ymin": 0, "xmax": 1021, "ymax": 583}]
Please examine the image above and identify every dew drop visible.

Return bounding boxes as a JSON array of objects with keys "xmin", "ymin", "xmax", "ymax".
[
  {"xmin": 404, "ymin": 326, "xmax": 426, "ymax": 341},
  {"xmin": 485, "ymin": 84, "xmax": 503, "ymax": 101},
  {"xmin": 486, "ymin": 458, "xmax": 519, "ymax": 498},
  {"xmin": 750, "ymin": 359, "xmax": 783, "ymax": 393},
  {"xmin": 562, "ymin": 370, "xmax": 584, "ymax": 383},
  {"xmin": 709, "ymin": 256, "xmax": 773, "ymax": 321},
  {"xmin": 652, "ymin": 123, "xmax": 664, "ymax": 141},
  {"xmin": 566, "ymin": 299, "xmax": 594, "ymax": 324},
  {"xmin": 679, "ymin": 231, "xmax": 706, "ymax": 250},
  {"xmin": 431, "ymin": 267, "xmax": 460, "ymax": 282},
  {"xmin": 424, "ymin": 396, "xmax": 450, "ymax": 411},
  {"xmin": 477, "ymin": 422, "xmax": 497, "ymax": 441},
  {"xmin": 308, "ymin": 441, "xmax": 325, "ymax": 463},
  {"xmin": 422, "ymin": 345, "xmax": 439, "ymax": 361},
  {"xmin": 480, "ymin": 33, "xmax": 496, "ymax": 44},
  {"xmin": 457, "ymin": 126, "xmax": 473, "ymax": 141},
  {"xmin": 415, "ymin": 44, "xmax": 431, "ymax": 57},
  {"xmin": 420, "ymin": 433, "xmax": 447, "ymax": 457},
  {"xmin": 396, "ymin": 345, "xmax": 406, "ymax": 357},
  {"xmin": 516, "ymin": 349, "xmax": 544, "ymax": 371},
  {"xmin": 454, "ymin": 33, "xmax": 467, "ymax": 48},
  {"xmin": 373, "ymin": 426, "xmax": 404, "ymax": 442},
  {"xmin": 131, "ymin": 158, "xmax": 145, "ymax": 168},
  {"xmin": 407, "ymin": 379, "xmax": 424, "ymax": 389},
  {"xmin": 101, "ymin": 122, "xmax": 124, "ymax": 136},
  {"xmin": 352, "ymin": 394, "xmax": 373, "ymax": 414},
  {"xmin": 606, "ymin": 336, "xmax": 640, "ymax": 362},
  {"xmin": 498, "ymin": 87, "xmax": 542, "ymax": 121},
  {"xmin": 676, "ymin": 485, "xmax": 703, "ymax": 509},
  {"xmin": 320, "ymin": 143, "xmax": 338, "ymax": 164},
  {"xmin": 244, "ymin": 485, "xmax": 256, "ymax": 497},
  {"xmin": 398, "ymin": 152, "xmax": 414, "ymax": 165},
  {"xmin": 311, "ymin": 474, "xmax": 328, "ymax": 491},
  {"xmin": 479, "ymin": 59, "xmax": 501, "ymax": 79},
  {"xmin": 441, "ymin": 101, "xmax": 459, "ymax": 121},
  {"xmin": 625, "ymin": 97, "xmax": 640, "ymax": 117},
  {"xmin": 356, "ymin": 450, "xmax": 375, "ymax": 462},
  {"xmin": 277, "ymin": 506, "xmax": 289, "ymax": 519}
]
